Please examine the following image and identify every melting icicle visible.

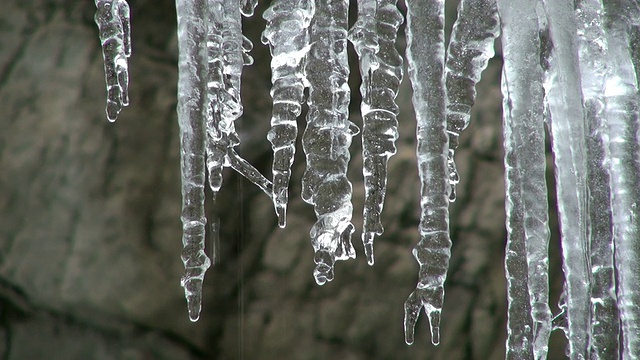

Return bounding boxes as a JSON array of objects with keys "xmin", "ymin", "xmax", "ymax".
[
  {"xmin": 541, "ymin": 1, "xmax": 590, "ymax": 358},
  {"xmin": 497, "ymin": 0, "xmax": 549, "ymax": 358},
  {"xmin": 603, "ymin": 1, "xmax": 640, "ymax": 357},
  {"xmin": 302, "ymin": 0, "xmax": 356, "ymax": 285},
  {"xmin": 349, "ymin": 0, "xmax": 403, "ymax": 265},
  {"xmin": 94, "ymin": 0, "xmax": 131, "ymax": 122},
  {"xmin": 402, "ymin": 0, "xmax": 451, "ymax": 346},
  {"xmin": 262, "ymin": 0, "xmax": 314, "ymax": 227},
  {"xmin": 176, "ymin": 0, "xmax": 211, "ymax": 322},
  {"xmin": 444, "ymin": 0, "xmax": 500, "ymax": 202}
]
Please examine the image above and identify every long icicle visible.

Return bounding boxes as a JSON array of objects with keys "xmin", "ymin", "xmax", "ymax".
[
  {"xmin": 603, "ymin": 0, "xmax": 640, "ymax": 357},
  {"xmin": 94, "ymin": 0, "xmax": 131, "ymax": 122},
  {"xmin": 302, "ymin": 0, "xmax": 356, "ymax": 285},
  {"xmin": 575, "ymin": 0, "xmax": 620, "ymax": 357},
  {"xmin": 444, "ymin": 0, "xmax": 500, "ymax": 202},
  {"xmin": 402, "ymin": 0, "xmax": 451, "ymax": 346},
  {"xmin": 262, "ymin": 0, "xmax": 314, "ymax": 227},
  {"xmin": 541, "ymin": 0, "xmax": 590, "ymax": 358},
  {"xmin": 497, "ymin": 0, "xmax": 549, "ymax": 357},
  {"xmin": 349, "ymin": 0, "xmax": 403, "ymax": 265},
  {"xmin": 176, "ymin": 0, "xmax": 211, "ymax": 322}
]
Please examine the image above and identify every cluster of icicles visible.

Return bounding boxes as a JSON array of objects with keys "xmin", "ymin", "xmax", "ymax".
[{"xmin": 94, "ymin": 0, "xmax": 640, "ymax": 358}]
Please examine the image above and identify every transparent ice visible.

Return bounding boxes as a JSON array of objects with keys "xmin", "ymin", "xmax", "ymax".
[{"xmin": 94, "ymin": 0, "xmax": 640, "ymax": 357}]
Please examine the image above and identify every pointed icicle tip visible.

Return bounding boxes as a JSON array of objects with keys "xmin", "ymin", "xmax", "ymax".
[{"xmin": 362, "ymin": 232, "xmax": 375, "ymax": 266}]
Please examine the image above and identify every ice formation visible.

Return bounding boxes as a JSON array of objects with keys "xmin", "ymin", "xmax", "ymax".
[{"xmin": 94, "ymin": 0, "xmax": 640, "ymax": 357}]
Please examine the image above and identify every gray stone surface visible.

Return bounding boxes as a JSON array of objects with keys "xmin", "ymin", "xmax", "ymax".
[{"xmin": 0, "ymin": 0, "xmax": 566, "ymax": 359}]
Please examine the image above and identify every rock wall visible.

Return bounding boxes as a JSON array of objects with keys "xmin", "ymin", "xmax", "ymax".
[{"xmin": 0, "ymin": 1, "xmax": 566, "ymax": 359}]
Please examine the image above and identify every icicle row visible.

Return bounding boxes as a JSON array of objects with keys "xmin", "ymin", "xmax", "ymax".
[
  {"xmin": 403, "ymin": 0, "xmax": 451, "ymax": 346},
  {"xmin": 444, "ymin": 0, "xmax": 500, "ymax": 202},
  {"xmin": 540, "ymin": 1, "xmax": 591, "ymax": 358},
  {"xmin": 349, "ymin": 0, "xmax": 403, "ymax": 265},
  {"xmin": 262, "ymin": 0, "xmax": 314, "ymax": 227},
  {"xmin": 497, "ymin": 0, "xmax": 549, "ymax": 358},
  {"xmin": 94, "ymin": 0, "xmax": 131, "ymax": 122},
  {"xmin": 604, "ymin": 1, "xmax": 640, "ymax": 357},
  {"xmin": 302, "ymin": 0, "xmax": 356, "ymax": 285},
  {"xmin": 176, "ymin": 0, "xmax": 211, "ymax": 322}
]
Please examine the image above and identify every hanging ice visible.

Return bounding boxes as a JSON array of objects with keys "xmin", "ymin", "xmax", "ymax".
[
  {"xmin": 541, "ymin": 0, "xmax": 590, "ymax": 357},
  {"xmin": 603, "ymin": 0, "xmax": 640, "ymax": 357},
  {"xmin": 302, "ymin": 0, "xmax": 357, "ymax": 285},
  {"xmin": 444, "ymin": 0, "xmax": 500, "ymax": 202},
  {"xmin": 175, "ymin": 0, "xmax": 211, "ymax": 322},
  {"xmin": 91, "ymin": 0, "xmax": 640, "ymax": 356},
  {"xmin": 402, "ymin": 0, "xmax": 451, "ymax": 346},
  {"xmin": 262, "ymin": 0, "xmax": 314, "ymax": 227},
  {"xmin": 349, "ymin": 0, "xmax": 403, "ymax": 265},
  {"xmin": 497, "ymin": 0, "xmax": 550, "ymax": 358},
  {"xmin": 94, "ymin": 0, "xmax": 131, "ymax": 122},
  {"xmin": 575, "ymin": 0, "xmax": 620, "ymax": 357}
]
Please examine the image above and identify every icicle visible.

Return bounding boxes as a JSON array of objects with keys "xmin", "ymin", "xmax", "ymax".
[
  {"xmin": 603, "ymin": 1, "xmax": 640, "ymax": 357},
  {"xmin": 94, "ymin": 0, "xmax": 132, "ymax": 122},
  {"xmin": 575, "ymin": 0, "xmax": 620, "ymax": 357},
  {"xmin": 540, "ymin": 1, "xmax": 590, "ymax": 358},
  {"xmin": 402, "ymin": 0, "xmax": 451, "ymax": 346},
  {"xmin": 444, "ymin": 0, "xmax": 500, "ymax": 202},
  {"xmin": 262, "ymin": 0, "xmax": 314, "ymax": 227},
  {"xmin": 302, "ymin": 0, "xmax": 356, "ymax": 285},
  {"xmin": 175, "ymin": 0, "xmax": 211, "ymax": 322},
  {"xmin": 348, "ymin": 0, "xmax": 403, "ymax": 265},
  {"xmin": 240, "ymin": 0, "xmax": 258, "ymax": 17},
  {"xmin": 497, "ymin": 0, "xmax": 549, "ymax": 358}
]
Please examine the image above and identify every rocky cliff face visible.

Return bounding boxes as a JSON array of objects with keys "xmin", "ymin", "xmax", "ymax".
[{"xmin": 0, "ymin": 1, "xmax": 565, "ymax": 359}]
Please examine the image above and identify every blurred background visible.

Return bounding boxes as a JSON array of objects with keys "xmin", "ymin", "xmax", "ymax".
[{"xmin": 0, "ymin": 0, "xmax": 568, "ymax": 358}]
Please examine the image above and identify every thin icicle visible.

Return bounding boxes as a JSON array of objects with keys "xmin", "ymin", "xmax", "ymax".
[
  {"xmin": 262, "ymin": 0, "xmax": 314, "ymax": 227},
  {"xmin": 497, "ymin": 0, "xmax": 549, "ymax": 358},
  {"xmin": 541, "ymin": 1, "xmax": 590, "ymax": 358},
  {"xmin": 444, "ymin": 0, "xmax": 499, "ymax": 202},
  {"xmin": 575, "ymin": 0, "xmax": 620, "ymax": 357},
  {"xmin": 302, "ymin": 0, "xmax": 356, "ymax": 285},
  {"xmin": 402, "ymin": 0, "xmax": 451, "ymax": 346},
  {"xmin": 176, "ymin": 0, "xmax": 211, "ymax": 322},
  {"xmin": 603, "ymin": 1, "xmax": 640, "ymax": 357},
  {"xmin": 94, "ymin": 0, "xmax": 131, "ymax": 122},
  {"xmin": 349, "ymin": 0, "xmax": 403, "ymax": 265}
]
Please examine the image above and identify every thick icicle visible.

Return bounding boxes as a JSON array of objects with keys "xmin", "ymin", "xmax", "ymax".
[
  {"xmin": 444, "ymin": 0, "xmax": 500, "ymax": 202},
  {"xmin": 176, "ymin": 0, "xmax": 211, "ymax": 322},
  {"xmin": 302, "ymin": 0, "xmax": 356, "ymax": 285},
  {"xmin": 262, "ymin": 0, "xmax": 314, "ymax": 227},
  {"xmin": 575, "ymin": 0, "xmax": 620, "ymax": 357},
  {"xmin": 541, "ymin": 1, "xmax": 590, "ymax": 358},
  {"xmin": 402, "ymin": 0, "xmax": 451, "ymax": 346},
  {"xmin": 497, "ymin": 0, "xmax": 549, "ymax": 358},
  {"xmin": 94, "ymin": 0, "xmax": 131, "ymax": 122},
  {"xmin": 603, "ymin": 1, "xmax": 640, "ymax": 357},
  {"xmin": 348, "ymin": 0, "xmax": 403, "ymax": 265}
]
